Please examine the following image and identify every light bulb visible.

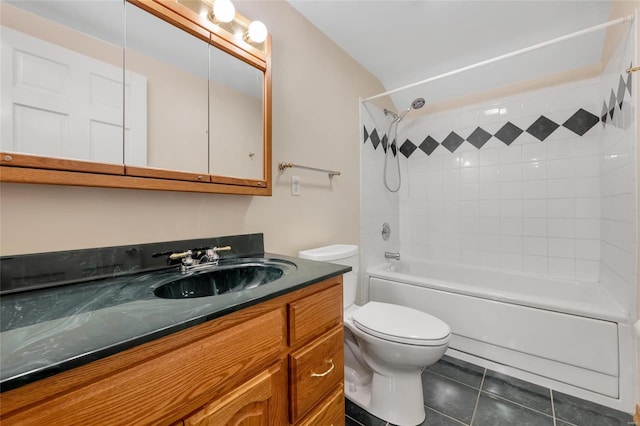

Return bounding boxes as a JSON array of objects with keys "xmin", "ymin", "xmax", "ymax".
[
  {"xmin": 247, "ymin": 20, "xmax": 267, "ymax": 43},
  {"xmin": 213, "ymin": 0, "xmax": 235, "ymax": 23}
]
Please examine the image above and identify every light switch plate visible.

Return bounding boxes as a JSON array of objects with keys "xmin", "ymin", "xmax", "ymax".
[{"xmin": 291, "ymin": 176, "xmax": 301, "ymax": 196}]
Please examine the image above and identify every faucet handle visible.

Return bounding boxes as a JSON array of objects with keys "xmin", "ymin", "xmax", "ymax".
[
  {"xmin": 207, "ymin": 246, "xmax": 231, "ymax": 261},
  {"xmin": 169, "ymin": 250, "xmax": 193, "ymax": 260}
]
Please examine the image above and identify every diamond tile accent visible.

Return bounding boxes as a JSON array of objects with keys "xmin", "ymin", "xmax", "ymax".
[
  {"xmin": 420, "ymin": 136, "xmax": 439, "ymax": 156},
  {"xmin": 562, "ymin": 108, "xmax": 599, "ymax": 136},
  {"xmin": 608, "ymin": 90, "xmax": 616, "ymax": 119},
  {"xmin": 494, "ymin": 122, "xmax": 523, "ymax": 145},
  {"xmin": 399, "ymin": 139, "xmax": 417, "ymax": 158},
  {"xmin": 365, "ymin": 71, "xmax": 628, "ymax": 161},
  {"xmin": 441, "ymin": 131, "xmax": 465, "ymax": 153},
  {"xmin": 370, "ymin": 128, "xmax": 381, "ymax": 149},
  {"xmin": 617, "ymin": 75, "xmax": 626, "ymax": 108},
  {"xmin": 526, "ymin": 116, "xmax": 559, "ymax": 141},
  {"xmin": 467, "ymin": 127, "xmax": 492, "ymax": 149}
]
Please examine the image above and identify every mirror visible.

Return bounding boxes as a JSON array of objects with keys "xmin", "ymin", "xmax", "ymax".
[
  {"xmin": 0, "ymin": 0, "xmax": 125, "ymax": 165},
  {"xmin": 124, "ymin": 1, "xmax": 209, "ymax": 176},
  {"xmin": 209, "ymin": 45, "xmax": 264, "ymax": 180},
  {"xmin": 0, "ymin": 0, "xmax": 271, "ymax": 194}
]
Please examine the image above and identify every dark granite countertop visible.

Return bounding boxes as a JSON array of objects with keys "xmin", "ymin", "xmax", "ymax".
[{"xmin": 0, "ymin": 236, "xmax": 349, "ymax": 392}]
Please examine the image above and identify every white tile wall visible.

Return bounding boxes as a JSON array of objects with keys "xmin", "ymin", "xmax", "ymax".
[
  {"xmin": 360, "ymin": 31, "xmax": 636, "ymax": 316},
  {"xmin": 360, "ymin": 103, "xmax": 400, "ymax": 303},
  {"xmin": 393, "ymin": 75, "xmax": 607, "ymax": 280},
  {"xmin": 597, "ymin": 29, "xmax": 637, "ymax": 313}
]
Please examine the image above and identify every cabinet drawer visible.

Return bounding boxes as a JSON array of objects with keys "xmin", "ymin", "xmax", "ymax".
[
  {"xmin": 289, "ymin": 326, "xmax": 344, "ymax": 423},
  {"xmin": 296, "ymin": 385, "xmax": 344, "ymax": 426},
  {"xmin": 288, "ymin": 284, "xmax": 342, "ymax": 347}
]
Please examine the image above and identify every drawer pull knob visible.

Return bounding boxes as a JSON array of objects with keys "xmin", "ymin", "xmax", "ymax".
[{"xmin": 310, "ymin": 359, "xmax": 334, "ymax": 378}]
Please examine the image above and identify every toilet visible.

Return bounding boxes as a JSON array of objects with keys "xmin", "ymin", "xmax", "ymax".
[{"xmin": 298, "ymin": 245, "xmax": 450, "ymax": 426}]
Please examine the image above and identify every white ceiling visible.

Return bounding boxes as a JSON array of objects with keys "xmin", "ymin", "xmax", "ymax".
[{"xmin": 288, "ymin": 0, "xmax": 613, "ymax": 111}]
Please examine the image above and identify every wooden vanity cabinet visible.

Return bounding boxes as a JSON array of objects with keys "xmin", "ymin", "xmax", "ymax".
[{"xmin": 0, "ymin": 277, "xmax": 344, "ymax": 426}]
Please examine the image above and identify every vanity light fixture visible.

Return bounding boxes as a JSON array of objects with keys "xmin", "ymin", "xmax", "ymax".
[
  {"xmin": 203, "ymin": 0, "xmax": 268, "ymax": 45},
  {"xmin": 211, "ymin": 0, "xmax": 235, "ymax": 23},
  {"xmin": 245, "ymin": 20, "xmax": 268, "ymax": 43}
]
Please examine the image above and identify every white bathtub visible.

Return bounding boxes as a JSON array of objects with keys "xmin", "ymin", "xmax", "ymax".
[{"xmin": 366, "ymin": 260, "xmax": 634, "ymax": 410}]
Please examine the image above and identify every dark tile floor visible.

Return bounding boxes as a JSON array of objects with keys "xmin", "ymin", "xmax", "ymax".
[{"xmin": 345, "ymin": 355, "xmax": 635, "ymax": 426}]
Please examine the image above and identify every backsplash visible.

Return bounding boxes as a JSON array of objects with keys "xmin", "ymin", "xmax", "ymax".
[{"xmin": 0, "ymin": 234, "xmax": 265, "ymax": 294}]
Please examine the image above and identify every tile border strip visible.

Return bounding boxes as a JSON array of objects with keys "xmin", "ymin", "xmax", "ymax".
[{"xmin": 363, "ymin": 67, "xmax": 633, "ymax": 158}]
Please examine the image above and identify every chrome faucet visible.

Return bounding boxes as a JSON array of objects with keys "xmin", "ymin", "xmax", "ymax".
[
  {"xmin": 199, "ymin": 246, "xmax": 232, "ymax": 265},
  {"xmin": 384, "ymin": 251, "xmax": 400, "ymax": 261},
  {"xmin": 169, "ymin": 246, "xmax": 232, "ymax": 272},
  {"xmin": 169, "ymin": 250, "xmax": 194, "ymax": 272}
]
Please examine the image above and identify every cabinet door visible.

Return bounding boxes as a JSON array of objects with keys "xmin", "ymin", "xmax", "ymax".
[{"xmin": 184, "ymin": 365, "xmax": 283, "ymax": 426}]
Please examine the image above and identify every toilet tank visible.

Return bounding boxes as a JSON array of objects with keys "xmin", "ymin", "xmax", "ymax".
[{"xmin": 298, "ymin": 244, "xmax": 359, "ymax": 309}]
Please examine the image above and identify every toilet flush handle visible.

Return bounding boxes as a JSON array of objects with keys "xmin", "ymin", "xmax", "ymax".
[{"xmin": 310, "ymin": 359, "xmax": 335, "ymax": 377}]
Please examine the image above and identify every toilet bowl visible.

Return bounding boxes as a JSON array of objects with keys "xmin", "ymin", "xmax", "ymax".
[{"xmin": 298, "ymin": 245, "xmax": 450, "ymax": 426}]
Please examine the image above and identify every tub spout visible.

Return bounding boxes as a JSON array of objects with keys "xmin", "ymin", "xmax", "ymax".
[{"xmin": 384, "ymin": 251, "xmax": 400, "ymax": 261}]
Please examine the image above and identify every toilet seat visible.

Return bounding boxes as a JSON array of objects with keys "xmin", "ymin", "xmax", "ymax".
[{"xmin": 352, "ymin": 302, "xmax": 450, "ymax": 346}]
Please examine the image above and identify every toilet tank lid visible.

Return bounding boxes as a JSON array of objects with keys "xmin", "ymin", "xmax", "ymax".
[{"xmin": 298, "ymin": 244, "xmax": 359, "ymax": 261}]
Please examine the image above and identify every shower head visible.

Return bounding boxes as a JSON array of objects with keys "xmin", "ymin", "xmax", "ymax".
[
  {"xmin": 412, "ymin": 98, "xmax": 426, "ymax": 109},
  {"xmin": 384, "ymin": 98, "xmax": 426, "ymax": 123},
  {"xmin": 396, "ymin": 97, "xmax": 426, "ymax": 121}
]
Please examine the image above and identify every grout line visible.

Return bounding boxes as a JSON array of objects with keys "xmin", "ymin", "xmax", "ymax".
[
  {"xmin": 482, "ymin": 390, "xmax": 555, "ymax": 419},
  {"xmin": 345, "ymin": 414, "xmax": 365, "ymax": 426},
  {"xmin": 551, "ymin": 389, "xmax": 557, "ymax": 426},
  {"xmin": 424, "ymin": 406, "xmax": 470, "ymax": 425},
  {"xmin": 424, "ymin": 369, "xmax": 484, "ymax": 391},
  {"xmin": 469, "ymin": 368, "xmax": 487, "ymax": 425}
]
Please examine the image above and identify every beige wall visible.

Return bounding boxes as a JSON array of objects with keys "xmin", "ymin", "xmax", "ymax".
[{"xmin": 0, "ymin": 0, "xmax": 386, "ymax": 258}]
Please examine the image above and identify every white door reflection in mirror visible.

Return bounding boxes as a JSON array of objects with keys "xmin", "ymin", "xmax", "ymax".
[
  {"xmin": 0, "ymin": 1, "xmax": 139, "ymax": 165},
  {"xmin": 209, "ymin": 45, "xmax": 264, "ymax": 180}
]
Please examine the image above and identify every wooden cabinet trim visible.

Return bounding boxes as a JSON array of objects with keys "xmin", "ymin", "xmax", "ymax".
[
  {"xmin": 210, "ymin": 175, "xmax": 267, "ymax": 188},
  {"xmin": 126, "ymin": 165, "xmax": 212, "ymax": 183},
  {"xmin": 0, "ymin": 166, "xmax": 272, "ymax": 195},
  {"xmin": 0, "ymin": 152, "xmax": 124, "ymax": 175}
]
